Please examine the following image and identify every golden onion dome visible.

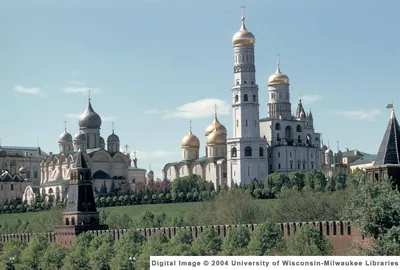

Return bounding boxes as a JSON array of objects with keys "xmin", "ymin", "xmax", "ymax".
[
  {"xmin": 181, "ymin": 130, "xmax": 200, "ymax": 148},
  {"xmin": 206, "ymin": 128, "xmax": 226, "ymax": 145},
  {"xmin": 205, "ymin": 115, "xmax": 227, "ymax": 136},
  {"xmin": 232, "ymin": 10, "xmax": 255, "ymax": 47},
  {"xmin": 268, "ymin": 65, "xmax": 290, "ymax": 85}
]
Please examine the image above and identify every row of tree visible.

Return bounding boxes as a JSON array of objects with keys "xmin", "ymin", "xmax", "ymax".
[
  {"xmin": 0, "ymin": 221, "xmax": 333, "ymax": 269},
  {"xmin": 0, "ymin": 169, "xmax": 364, "ymax": 216}
]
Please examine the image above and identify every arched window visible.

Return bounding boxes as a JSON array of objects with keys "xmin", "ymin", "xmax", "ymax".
[
  {"xmin": 244, "ymin": 81, "xmax": 247, "ymax": 84},
  {"xmin": 298, "ymin": 135, "xmax": 301, "ymax": 143},
  {"xmin": 236, "ymin": 79, "xmax": 239, "ymax": 85},
  {"xmin": 275, "ymin": 123, "xmax": 281, "ymax": 130},
  {"xmin": 306, "ymin": 134, "xmax": 312, "ymax": 145},
  {"xmin": 259, "ymin": 147, "xmax": 264, "ymax": 156},
  {"xmin": 71, "ymin": 217, "xmax": 75, "ymax": 225},
  {"xmin": 231, "ymin": 147, "xmax": 237, "ymax": 157},
  {"xmin": 65, "ymin": 218, "xmax": 70, "ymax": 225},
  {"xmin": 235, "ymin": 95, "xmax": 239, "ymax": 102},
  {"xmin": 244, "ymin": 146, "xmax": 252, "ymax": 157},
  {"xmin": 253, "ymin": 94, "xmax": 256, "ymax": 102},
  {"xmin": 277, "ymin": 133, "xmax": 281, "ymax": 141},
  {"xmin": 296, "ymin": 125, "xmax": 302, "ymax": 132},
  {"xmin": 278, "ymin": 164, "xmax": 281, "ymax": 169},
  {"xmin": 285, "ymin": 125, "xmax": 293, "ymax": 143},
  {"xmin": 244, "ymin": 94, "xmax": 248, "ymax": 101}
]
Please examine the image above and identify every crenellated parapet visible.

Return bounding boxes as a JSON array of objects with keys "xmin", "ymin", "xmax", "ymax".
[{"xmin": 0, "ymin": 221, "xmax": 365, "ymax": 255}]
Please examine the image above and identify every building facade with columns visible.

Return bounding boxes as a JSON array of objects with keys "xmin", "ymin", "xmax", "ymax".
[
  {"xmin": 23, "ymin": 98, "xmax": 147, "ymax": 204},
  {"xmin": 162, "ymin": 115, "xmax": 228, "ymax": 189},
  {"xmin": 0, "ymin": 145, "xmax": 49, "ymax": 204}
]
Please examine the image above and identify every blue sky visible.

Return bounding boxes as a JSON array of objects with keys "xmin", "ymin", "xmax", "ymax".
[{"xmin": 1, "ymin": 0, "xmax": 399, "ymax": 178}]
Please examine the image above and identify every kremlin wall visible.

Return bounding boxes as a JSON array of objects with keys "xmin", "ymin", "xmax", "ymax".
[{"xmin": 0, "ymin": 221, "xmax": 368, "ymax": 255}]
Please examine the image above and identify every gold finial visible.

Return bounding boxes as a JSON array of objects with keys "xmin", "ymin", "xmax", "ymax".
[
  {"xmin": 189, "ymin": 119, "xmax": 192, "ymax": 132},
  {"xmin": 214, "ymin": 104, "xmax": 218, "ymax": 118},
  {"xmin": 240, "ymin": 4, "xmax": 245, "ymax": 21}
]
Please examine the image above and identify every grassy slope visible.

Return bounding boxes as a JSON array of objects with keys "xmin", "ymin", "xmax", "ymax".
[{"xmin": 0, "ymin": 200, "xmax": 275, "ymax": 228}]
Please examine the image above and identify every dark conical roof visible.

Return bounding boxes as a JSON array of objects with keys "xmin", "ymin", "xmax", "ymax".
[
  {"xmin": 74, "ymin": 150, "xmax": 88, "ymax": 168},
  {"xmin": 374, "ymin": 109, "xmax": 400, "ymax": 166}
]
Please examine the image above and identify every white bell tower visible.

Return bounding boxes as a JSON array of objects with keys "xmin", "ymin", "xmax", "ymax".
[{"xmin": 226, "ymin": 5, "xmax": 268, "ymax": 187}]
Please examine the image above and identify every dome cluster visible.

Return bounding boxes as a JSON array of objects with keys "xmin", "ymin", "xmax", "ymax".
[{"xmin": 181, "ymin": 113, "xmax": 227, "ymax": 149}]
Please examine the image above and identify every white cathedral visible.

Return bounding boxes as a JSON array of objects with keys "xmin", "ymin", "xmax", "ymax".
[
  {"xmin": 23, "ymin": 98, "xmax": 148, "ymax": 204},
  {"xmin": 162, "ymin": 8, "xmax": 325, "ymax": 188}
]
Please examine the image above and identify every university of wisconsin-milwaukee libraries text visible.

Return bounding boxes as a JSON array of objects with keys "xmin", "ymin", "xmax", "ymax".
[{"xmin": 282, "ymin": 260, "xmax": 399, "ymax": 267}]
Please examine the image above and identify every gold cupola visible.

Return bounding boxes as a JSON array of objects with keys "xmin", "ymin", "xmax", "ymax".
[
  {"xmin": 181, "ymin": 122, "xmax": 200, "ymax": 148},
  {"xmin": 206, "ymin": 128, "xmax": 226, "ymax": 145},
  {"xmin": 232, "ymin": 5, "xmax": 255, "ymax": 47},
  {"xmin": 268, "ymin": 54, "xmax": 290, "ymax": 85},
  {"xmin": 205, "ymin": 109, "xmax": 227, "ymax": 136}
]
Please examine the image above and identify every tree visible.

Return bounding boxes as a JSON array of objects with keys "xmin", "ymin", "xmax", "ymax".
[
  {"xmin": 0, "ymin": 239, "xmax": 25, "ymax": 268},
  {"xmin": 18, "ymin": 235, "xmax": 49, "ymax": 269},
  {"xmin": 39, "ymin": 243, "xmax": 67, "ymax": 270},
  {"xmin": 247, "ymin": 220, "xmax": 283, "ymax": 255},
  {"xmin": 289, "ymin": 171, "xmax": 306, "ymax": 191},
  {"xmin": 191, "ymin": 228, "xmax": 222, "ymax": 255},
  {"xmin": 110, "ymin": 230, "xmax": 145, "ymax": 269},
  {"xmin": 305, "ymin": 169, "xmax": 326, "ymax": 191},
  {"xmin": 62, "ymin": 232, "xmax": 93, "ymax": 270},
  {"xmin": 109, "ymin": 180, "xmax": 118, "ymax": 196},
  {"xmin": 347, "ymin": 169, "xmax": 365, "ymax": 188},
  {"xmin": 99, "ymin": 181, "xmax": 108, "ymax": 197},
  {"xmin": 88, "ymin": 233, "xmax": 114, "ymax": 269},
  {"xmin": 135, "ymin": 233, "xmax": 170, "ymax": 270},
  {"xmin": 221, "ymin": 226, "xmax": 251, "ymax": 255},
  {"xmin": 282, "ymin": 225, "xmax": 333, "ymax": 255},
  {"xmin": 167, "ymin": 230, "xmax": 196, "ymax": 256},
  {"xmin": 265, "ymin": 172, "xmax": 291, "ymax": 193},
  {"xmin": 343, "ymin": 181, "xmax": 400, "ymax": 255}
]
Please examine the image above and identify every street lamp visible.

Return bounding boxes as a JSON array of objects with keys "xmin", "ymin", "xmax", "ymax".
[
  {"xmin": 129, "ymin": 256, "xmax": 135, "ymax": 270},
  {"xmin": 8, "ymin": 257, "xmax": 15, "ymax": 270}
]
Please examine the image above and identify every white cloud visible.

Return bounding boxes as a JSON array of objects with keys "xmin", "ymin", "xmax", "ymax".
[
  {"xmin": 132, "ymin": 150, "xmax": 177, "ymax": 159},
  {"xmin": 64, "ymin": 113, "xmax": 116, "ymax": 122},
  {"xmin": 144, "ymin": 109, "xmax": 159, "ymax": 114},
  {"xmin": 336, "ymin": 109, "xmax": 381, "ymax": 121},
  {"xmin": 68, "ymin": 81, "xmax": 85, "ymax": 86},
  {"xmin": 164, "ymin": 98, "xmax": 230, "ymax": 119},
  {"xmin": 62, "ymin": 81, "xmax": 101, "ymax": 95},
  {"xmin": 301, "ymin": 95, "xmax": 322, "ymax": 104},
  {"xmin": 13, "ymin": 85, "xmax": 42, "ymax": 95}
]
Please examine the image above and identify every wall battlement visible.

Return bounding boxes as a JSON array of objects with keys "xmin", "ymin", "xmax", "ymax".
[{"xmin": 0, "ymin": 221, "xmax": 365, "ymax": 255}]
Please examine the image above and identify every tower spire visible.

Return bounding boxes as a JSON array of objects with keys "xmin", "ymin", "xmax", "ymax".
[
  {"xmin": 240, "ymin": 4, "xmax": 247, "ymax": 29},
  {"xmin": 64, "ymin": 120, "xmax": 67, "ymax": 131},
  {"xmin": 276, "ymin": 53, "xmax": 280, "ymax": 69},
  {"xmin": 112, "ymin": 122, "xmax": 115, "ymax": 133}
]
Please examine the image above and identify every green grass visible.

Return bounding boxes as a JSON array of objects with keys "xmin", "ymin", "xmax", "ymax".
[{"xmin": 0, "ymin": 199, "xmax": 276, "ymax": 229}]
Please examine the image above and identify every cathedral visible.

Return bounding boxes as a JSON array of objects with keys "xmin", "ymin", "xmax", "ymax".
[
  {"xmin": 23, "ymin": 98, "xmax": 147, "ymax": 204},
  {"xmin": 162, "ymin": 7, "xmax": 326, "ymax": 188}
]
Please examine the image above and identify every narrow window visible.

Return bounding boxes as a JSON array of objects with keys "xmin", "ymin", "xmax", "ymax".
[
  {"xmin": 11, "ymin": 184, "xmax": 14, "ymax": 191},
  {"xmin": 278, "ymin": 164, "xmax": 281, "ymax": 169},
  {"xmin": 246, "ymin": 119, "xmax": 248, "ymax": 126},
  {"xmin": 244, "ymin": 94, "xmax": 248, "ymax": 101},
  {"xmin": 253, "ymin": 94, "xmax": 256, "ymax": 102},
  {"xmin": 236, "ymin": 120, "xmax": 239, "ymax": 127},
  {"xmin": 235, "ymin": 95, "xmax": 239, "ymax": 102}
]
